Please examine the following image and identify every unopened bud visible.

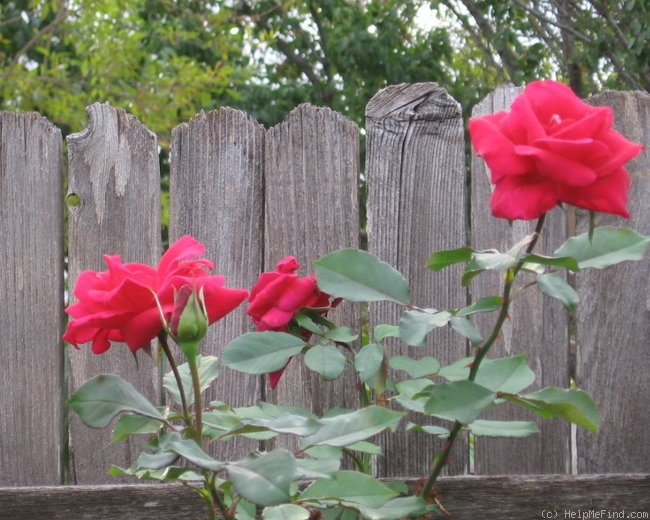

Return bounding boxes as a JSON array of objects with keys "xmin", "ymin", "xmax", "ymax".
[{"xmin": 171, "ymin": 285, "xmax": 208, "ymax": 360}]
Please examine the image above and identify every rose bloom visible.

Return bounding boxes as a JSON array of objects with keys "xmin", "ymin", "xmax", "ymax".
[
  {"xmin": 63, "ymin": 236, "xmax": 248, "ymax": 354},
  {"xmin": 247, "ymin": 256, "xmax": 334, "ymax": 388},
  {"xmin": 469, "ymin": 80, "xmax": 643, "ymax": 220}
]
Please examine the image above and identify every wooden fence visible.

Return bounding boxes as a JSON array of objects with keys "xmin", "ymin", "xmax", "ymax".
[{"xmin": 0, "ymin": 83, "xmax": 648, "ymax": 518}]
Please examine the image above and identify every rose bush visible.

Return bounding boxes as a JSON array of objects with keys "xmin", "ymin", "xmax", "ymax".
[
  {"xmin": 65, "ymin": 81, "xmax": 648, "ymax": 520},
  {"xmin": 246, "ymin": 255, "xmax": 335, "ymax": 387},
  {"xmin": 469, "ymin": 79, "xmax": 643, "ymax": 220},
  {"xmin": 63, "ymin": 235, "xmax": 247, "ymax": 354}
]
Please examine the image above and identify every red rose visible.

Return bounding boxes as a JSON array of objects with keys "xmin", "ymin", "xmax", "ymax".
[
  {"xmin": 469, "ymin": 80, "xmax": 643, "ymax": 220},
  {"xmin": 247, "ymin": 256, "xmax": 333, "ymax": 387},
  {"xmin": 63, "ymin": 235, "xmax": 248, "ymax": 354}
]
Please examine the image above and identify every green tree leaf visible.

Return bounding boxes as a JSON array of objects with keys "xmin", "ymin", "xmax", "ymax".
[
  {"xmin": 554, "ymin": 227, "xmax": 650, "ymax": 269},
  {"xmin": 537, "ymin": 273, "xmax": 579, "ymax": 312},
  {"xmin": 227, "ymin": 451, "xmax": 297, "ymax": 506},
  {"xmin": 69, "ymin": 374, "xmax": 165, "ymax": 428},
  {"xmin": 304, "ymin": 344, "xmax": 347, "ymax": 381},
  {"xmin": 222, "ymin": 332, "xmax": 306, "ymax": 374},
  {"xmin": 112, "ymin": 413, "xmax": 162, "ymax": 444},
  {"xmin": 356, "ymin": 495, "xmax": 428, "ymax": 520},
  {"xmin": 423, "ymin": 380, "xmax": 496, "ymax": 423},
  {"xmin": 300, "ymin": 471, "xmax": 397, "ymax": 508},
  {"xmin": 449, "ymin": 316, "xmax": 483, "ymax": 346},
  {"xmin": 299, "ymin": 406, "xmax": 403, "ymax": 449},
  {"xmin": 456, "ymin": 296, "xmax": 503, "ymax": 316},
  {"xmin": 315, "ymin": 249, "xmax": 409, "ymax": 304}
]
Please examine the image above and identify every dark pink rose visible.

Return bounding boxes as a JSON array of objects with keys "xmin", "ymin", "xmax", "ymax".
[
  {"xmin": 63, "ymin": 236, "xmax": 247, "ymax": 354},
  {"xmin": 247, "ymin": 256, "xmax": 334, "ymax": 388},
  {"xmin": 469, "ymin": 80, "xmax": 643, "ymax": 220}
]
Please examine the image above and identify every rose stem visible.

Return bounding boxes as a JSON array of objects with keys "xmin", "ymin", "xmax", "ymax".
[
  {"xmin": 420, "ymin": 214, "xmax": 546, "ymax": 499},
  {"xmin": 158, "ymin": 331, "xmax": 192, "ymax": 426}
]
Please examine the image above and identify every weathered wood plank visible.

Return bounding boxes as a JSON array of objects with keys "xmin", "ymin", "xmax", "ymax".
[
  {"xmin": 2, "ymin": 474, "xmax": 647, "ymax": 519},
  {"xmin": 169, "ymin": 107, "xmax": 265, "ymax": 461},
  {"xmin": 575, "ymin": 90, "xmax": 650, "ymax": 473},
  {"xmin": 0, "ymin": 112, "xmax": 64, "ymax": 486},
  {"xmin": 66, "ymin": 103, "xmax": 162, "ymax": 484},
  {"xmin": 365, "ymin": 83, "xmax": 468, "ymax": 477},
  {"xmin": 470, "ymin": 85, "xmax": 571, "ymax": 475},
  {"xmin": 263, "ymin": 104, "xmax": 360, "ymax": 439}
]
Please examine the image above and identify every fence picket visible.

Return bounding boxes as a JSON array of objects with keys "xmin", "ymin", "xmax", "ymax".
[
  {"xmin": 66, "ymin": 103, "xmax": 162, "ymax": 483},
  {"xmin": 470, "ymin": 85, "xmax": 571, "ymax": 474},
  {"xmin": 365, "ymin": 83, "xmax": 468, "ymax": 476},
  {"xmin": 263, "ymin": 104, "xmax": 360, "ymax": 449},
  {"xmin": 169, "ymin": 107, "xmax": 265, "ymax": 462},
  {"xmin": 575, "ymin": 90, "xmax": 650, "ymax": 473},
  {"xmin": 0, "ymin": 111, "xmax": 64, "ymax": 485}
]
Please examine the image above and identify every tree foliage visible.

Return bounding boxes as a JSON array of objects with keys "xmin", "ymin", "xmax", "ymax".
[{"xmin": 1, "ymin": 0, "xmax": 646, "ymax": 134}]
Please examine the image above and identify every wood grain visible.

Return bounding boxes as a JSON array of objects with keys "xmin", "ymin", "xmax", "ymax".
[
  {"xmin": 263, "ymin": 104, "xmax": 360, "ymax": 450},
  {"xmin": 2, "ymin": 474, "xmax": 647, "ymax": 519},
  {"xmin": 169, "ymin": 107, "xmax": 265, "ymax": 462},
  {"xmin": 575, "ymin": 90, "xmax": 650, "ymax": 473},
  {"xmin": 66, "ymin": 103, "xmax": 162, "ymax": 484},
  {"xmin": 469, "ymin": 85, "xmax": 572, "ymax": 475},
  {"xmin": 365, "ymin": 83, "xmax": 468, "ymax": 477},
  {"xmin": 0, "ymin": 111, "xmax": 64, "ymax": 485}
]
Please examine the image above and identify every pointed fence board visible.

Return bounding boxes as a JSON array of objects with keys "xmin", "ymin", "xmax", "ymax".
[
  {"xmin": 0, "ymin": 111, "xmax": 64, "ymax": 486},
  {"xmin": 169, "ymin": 107, "xmax": 265, "ymax": 462},
  {"xmin": 66, "ymin": 103, "xmax": 162, "ymax": 483},
  {"xmin": 575, "ymin": 90, "xmax": 650, "ymax": 473},
  {"xmin": 263, "ymin": 104, "xmax": 360, "ymax": 445},
  {"xmin": 365, "ymin": 83, "xmax": 468, "ymax": 477},
  {"xmin": 470, "ymin": 85, "xmax": 571, "ymax": 474}
]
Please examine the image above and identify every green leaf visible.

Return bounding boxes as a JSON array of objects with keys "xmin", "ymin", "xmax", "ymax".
[
  {"xmin": 69, "ymin": 374, "xmax": 165, "ymax": 428},
  {"xmin": 399, "ymin": 308, "xmax": 452, "ymax": 346},
  {"xmin": 227, "ymin": 451, "xmax": 296, "ymax": 506},
  {"xmin": 324, "ymin": 327, "xmax": 358, "ymax": 343},
  {"xmin": 356, "ymin": 495, "xmax": 427, "ymax": 520},
  {"xmin": 374, "ymin": 324, "xmax": 400, "ymax": 342},
  {"xmin": 426, "ymin": 246, "xmax": 473, "ymax": 271},
  {"xmin": 449, "ymin": 316, "xmax": 483, "ymax": 346},
  {"xmin": 456, "ymin": 296, "xmax": 503, "ymax": 317},
  {"xmin": 424, "ymin": 380, "xmax": 496, "ymax": 423},
  {"xmin": 474, "ymin": 355, "xmax": 536, "ymax": 394},
  {"xmin": 537, "ymin": 273, "xmax": 579, "ymax": 312},
  {"xmin": 388, "ymin": 355, "xmax": 440, "ymax": 378},
  {"xmin": 112, "ymin": 413, "xmax": 162, "ymax": 443},
  {"xmin": 222, "ymin": 332, "xmax": 306, "ymax": 374},
  {"xmin": 300, "ymin": 471, "xmax": 397, "ymax": 508},
  {"xmin": 438, "ymin": 355, "xmax": 535, "ymax": 394},
  {"xmin": 305, "ymin": 345, "xmax": 346, "ymax": 381},
  {"xmin": 262, "ymin": 504, "xmax": 311, "ymax": 520},
  {"xmin": 503, "ymin": 387, "xmax": 600, "ymax": 431},
  {"xmin": 346, "ymin": 441, "xmax": 382, "ymax": 455},
  {"xmin": 472, "ymin": 250, "xmax": 518, "ymax": 270},
  {"xmin": 293, "ymin": 458, "xmax": 340, "ymax": 480},
  {"xmin": 300, "ymin": 406, "xmax": 403, "ymax": 448},
  {"xmin": 468, "ymin": 420, "xmax": 539, "ymax": 438},
  {"xmin": 354, "ymin": 343, "xmax": 384, "ymax": 382},
  {"xmin": 315, "ymin": 248, "xmax": 410, "ymax": 304},
  {"xmin": 406, "ymin": 422, "xmax": 450, "ymax": 438},
  {"xmin": 242, "ymin": 413, "xmax": 321, "ymax": 436},
  {"xmin": 555, "ymin": 227, "xmax": 650, "ymax": 269},
  {"xmin": 161, "ymin": 435, "xmax": 225, "ymax": 472},
  {"xmin": 163, "ymin": 355, "xmax": 219, "ymax": 406},
  {"xmin": 393, "ymin": 379, "xmax": 432, "ymax": 413},
  {"xmin": 522, "ymin": 253, "xmax": 579, "ymax": 271}
]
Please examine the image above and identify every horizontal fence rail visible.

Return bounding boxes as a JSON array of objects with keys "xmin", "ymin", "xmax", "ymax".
[{"xmin": 0, "ymin": 83, "xmax": 648, "ymax": 515}]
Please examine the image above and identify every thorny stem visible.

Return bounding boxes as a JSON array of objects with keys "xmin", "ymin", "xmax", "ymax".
[
  {"xmin": 420, "ymin": 214, "xmax": 547, "ymax": 499},
  {"xmin": 158, "ymin": 331, "xmax": 192, "ymax": 426}
]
